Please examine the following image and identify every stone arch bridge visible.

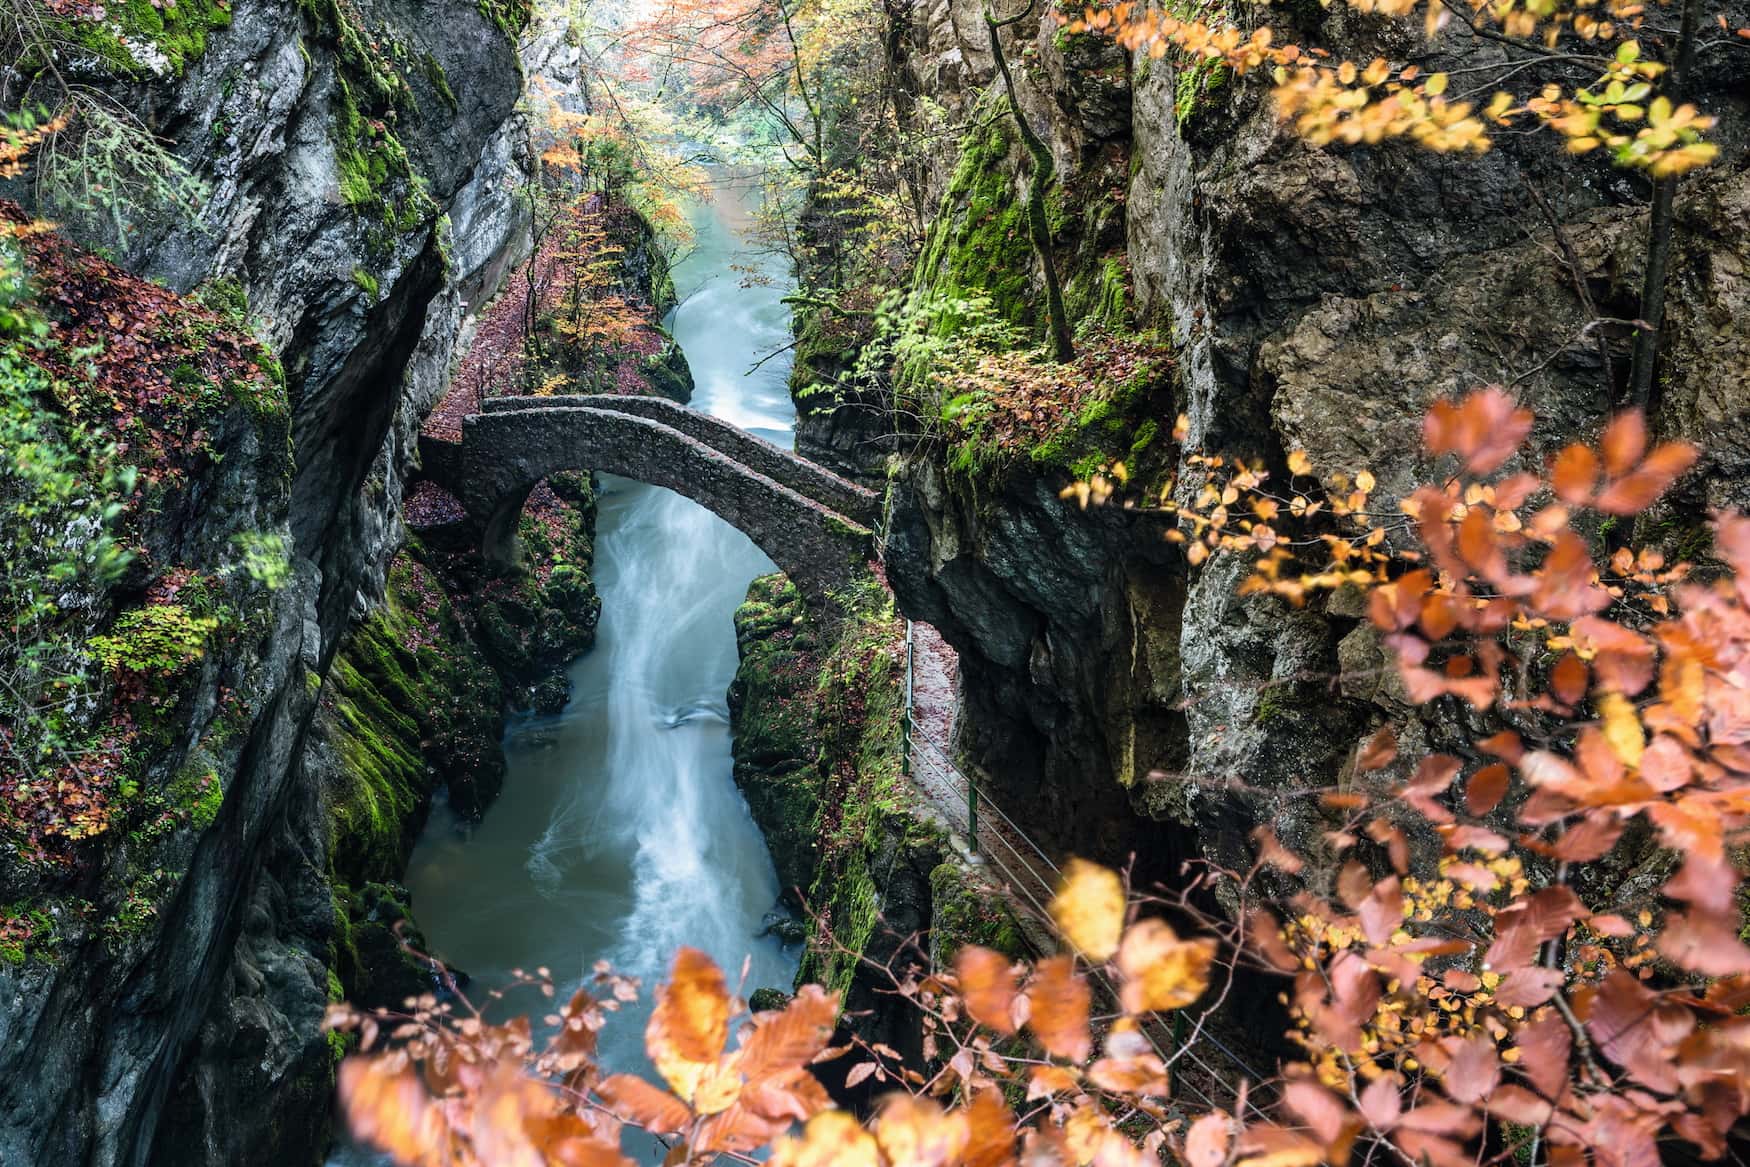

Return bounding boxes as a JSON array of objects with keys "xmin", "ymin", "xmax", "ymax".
[{"xmin": 418, "ymin": 394, "xmax": 878, "ymax": 604}]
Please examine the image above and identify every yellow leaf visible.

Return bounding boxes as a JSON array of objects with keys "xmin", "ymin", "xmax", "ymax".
[
  {"xmin": 1597, "ymin": 691, "xmax": 1645, "ymax": 768},
  {"xmin": 1116, "ymin": 919, "xmax": 1217, "ymax": 1013},
  {"xmin": 1050, "ymin": 859, "xmax": 1126, "ymax": 961},
  {"xmin": 647, "ymin": 947, "xmax": 731, "ymax": 1102},
  {"xmin": 1424, "ymin": 72, "xmax": 1449, "ymax": 95},
  {"xmin": 770, "ymin": 1111, "xmax": 880, "ymax": 1167},
  {"xmin": 1287, "ymin": 449, "xmax": 1313, "ymax": 476},
  {"xmin": 873, "ymin": 1095, "xmax": 970, "ymax": 1167}
]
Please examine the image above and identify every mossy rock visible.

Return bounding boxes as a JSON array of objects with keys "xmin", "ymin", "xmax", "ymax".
[
  {"xmin": 928, "ymin": 861, "xmax": 1027, "ymax": 966},
  {"xmin": 66, "ymin": 0, "xmax": 233, "ymax": 78},
  {"xmin": 332, "ymin": 881, "xmax": 445, "ymax": 1010},
  {"xmin": 913, "ymin": 108, "xmax": 1037, "ymax": 333}
]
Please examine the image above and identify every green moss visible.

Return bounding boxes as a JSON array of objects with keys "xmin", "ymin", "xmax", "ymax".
[
  {"xmin": 66, "ymin": 0, "xmax": 233, "ymax": 77},
  {"xmin": 913, "ymin": 110, "xmax": 1036, "ymax": 332},
  {"xmin": 299, "ymin": 0, "xmax": 436, "ymax": 237},
  {"xmin": 477, "ymin": 0, "xmax": 535, "ymax": 40},
  {"xmin": 325, "ymin": 649, "xmax": 425, "ymax": 882},
  {"xmin": 167, "ymin": 757, "xmax": 224, "ymax": 830},
  {"xmin": 351, "ymin": 268, "xmax": 381, "ymax": 299},
  {"xmin": 929, "ymin": 862, "xmax": 1026, "ymax": 962},
  {"xmin": 1174, "ymin": 54, "xmax": 1231, "ymax": 132},
  {"xmin": 0, "ymin": 905, "xmax": 58, "ymax": 966},
  {"xmin": 422, "ymin": 53, "xmax": 459, "ymax": 113}
]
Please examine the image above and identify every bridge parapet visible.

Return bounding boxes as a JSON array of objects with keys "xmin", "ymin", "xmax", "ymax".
[
  {"xmin": 479, "ymin": 394, "xmax": 879, "ymax": 526},
  {"xmin": 456, "ymin": 405, "xmax": 871, "ymax": 607}
]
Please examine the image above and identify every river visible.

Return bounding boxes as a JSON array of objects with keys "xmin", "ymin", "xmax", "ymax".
[{"xmin": 329, "ymin": 171, "xmax": 801, "ymax": 1163}]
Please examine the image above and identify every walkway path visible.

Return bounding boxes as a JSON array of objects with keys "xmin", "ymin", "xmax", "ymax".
[{"xmin": 897, "ymin": 620, "xmax": 1268, "ymax": 1113}]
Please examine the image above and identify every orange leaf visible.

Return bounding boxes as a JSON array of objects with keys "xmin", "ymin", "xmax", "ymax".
[
  {"xmin": 1356, "ymin": 726, "xmax": 1398, "ymax": 772},
  {"xmin": 1235, "ymin": 1125, "xmax": 1328, "ymax": 1167},
  {"xmin": 1087, "ymin": 1051, "xmax": 1170, "ymax": 1096},
  {"xmin": 1550, "ymin": 443, "xmax": 1598, "ymax": 503},
  {"xmin": 1252, "ymin": 825, "xmax": 1305, "ymax": 874},
  {"xmin": 1185, "ymin": 1112, "xmax": 1233, "ymax": 1167},
  {"xmin": 338, "ymin": 1057, "xmax": 450, "ymax": 1167},
  {"xmin": 595, "ymin": 1074, "xmax": 692, "ymax": 1135},
  {"xmin": 1465, "ymin": 763, "xmax": 1510, "ymax": 816},
  {"xmin": 770, "ymin": 1111, "xmax": 880, "ymax": 1167},
  {"xmin": 956, "ymin": 947, "xmax": 1020, "ymax": 1035},
  {"xmin": 1599, "ymin": 411, "xmax": 1647, "ymax": 476},
  {"xmin": 1116, "ymin": 919, "xmax": 1216, "ymax": 1013},
  {"xmin": 963, "ymin": 1090, "xmax": 1019, "ymax": 1167},
  {"xmin": 873, "ymin": 1094, "xmax": 971, "ymax": 1167},
  {"xmin": 739, "ymin": 984, "xmax": 839, "ymax": 1083},
  {"xmin": 1595, "ymin": 441, "xmax": 1698, "ymax": 514},
  {"xmin": 1027, "ymin": 956, "xmax": 1093, "ymax": 1063},
  {"xmin": 1550, "ymin": 653, "xmax": 1588, "ymax": 706}
]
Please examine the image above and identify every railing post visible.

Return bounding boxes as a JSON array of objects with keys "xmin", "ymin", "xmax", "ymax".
[
  {"xmin": 902, "ymin": 622, "xmax": 914, "ymax": 780},
  {"xmin": 967, "ymin": 780, "xmax": 979, "ymax": 857}
]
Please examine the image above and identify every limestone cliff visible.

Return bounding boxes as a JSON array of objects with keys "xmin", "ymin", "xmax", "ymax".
[
  {"xmin": 0, "ymin": 4, "xmax": 568, "ymax": 1163},
  {"xmin": 809, "ymin": 0, "xmax": 1750, "ymax": 1012},
  {"xmin": 727, "ymin": 576, "xmax": 1026, "ymax": 1101}
]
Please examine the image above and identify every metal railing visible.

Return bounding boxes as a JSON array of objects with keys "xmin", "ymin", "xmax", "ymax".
[{"xmin": 898, "ymin": 620, "xmax": 1272, "ymax": 1113}]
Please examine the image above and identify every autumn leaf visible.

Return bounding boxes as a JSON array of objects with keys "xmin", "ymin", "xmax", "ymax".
[
  {"xmin": 956, "ymin": 946, "xmax": 1020, "ymax": 1034},
  {"xmin": 1050, "ymin": 859, "xmax": 1126, "ymax": 961},
  {"xmin": 1596, "ymin": 691, "xmax": 1645, "ymax": 767},
  {"xmin": 1026, "ymin": 955, "xmax": 1094, "ymax": 1063},
  {"xmin": 873, "ymin": 1094, "xmax": 971, "ymax": 1167},
  {"xmin": 646, "ymin": 947, "xmax": 731, "ymax": 1102},
  {"xmin": 339, "ymin": 1058, "xmax": 450, "ymax": 1167},
  {"xmin": 1185, "ymin": 1112, "xmax": 1232, "ymax": 1167},
  {"xmin": 769, "ymin": 1111, "xmax": 880, "ymax": 1167},
  {"xmin": 595, "ymin": 1074, "xmax": 691, "ymax": 1135},
  {"xmin": 1465, "ymin": 763, "xmax": 1510, "ymax": 815}
]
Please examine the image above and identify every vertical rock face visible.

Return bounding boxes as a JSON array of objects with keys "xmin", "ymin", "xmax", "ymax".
[
  {"xmin": 875, "ymin": 0, "xmax": 1750, "ymax": 925},
  {"xmin": 0, "ymin": 5, "xmax": 557, "ymax": 1165}
]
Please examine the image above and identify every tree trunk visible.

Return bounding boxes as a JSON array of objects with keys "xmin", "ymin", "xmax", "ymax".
[
  {"xmin": 1626, "ymin": 0, "xmax": 1701, "ymax": 410},
  {"xmin": 985, "ymin": 7, "xmax": 1075, "ymax": 364}
]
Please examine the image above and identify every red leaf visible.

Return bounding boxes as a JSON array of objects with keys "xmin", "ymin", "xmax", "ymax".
[
  {"xmin": 1442, "ymin": 1035, "xmax": 1500, "ymax": 1103},
  {"xmin": 1465, "ymin": 764, "xmax": 1510, "ymax": 816}
]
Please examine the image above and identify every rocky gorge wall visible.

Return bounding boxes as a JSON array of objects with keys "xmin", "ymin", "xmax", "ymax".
[
  {"xmin": 727, "ymin": 575, "xmax": 1027, "ymax": 1101},
  {"xmin": 0, "ymin": 4, "xmax": 590, "ymax": 1164},
  {"xmin": 811, "ymin": 0, "xmax": 1750, "ymax": 1009}
]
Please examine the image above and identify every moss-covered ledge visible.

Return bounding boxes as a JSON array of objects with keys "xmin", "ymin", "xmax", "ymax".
[
  {"xmin": 308, "ymin": 544, "xmax": 505, "ymax": 1005},
  {"xmin": 727, "ymin": 573, "xmax": 1023, "ymax": 1076}
]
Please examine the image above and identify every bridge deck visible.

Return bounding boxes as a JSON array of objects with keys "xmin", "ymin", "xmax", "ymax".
[
  {"xmin": 479, "ymin": 393, "xmax": 879, "ymax": 527},
  {"xmin": 453, "ymin": 404, "xmax": 872, "ymax": 605}
]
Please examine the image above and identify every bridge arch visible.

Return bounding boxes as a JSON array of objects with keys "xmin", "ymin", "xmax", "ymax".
[{"xmin": 422, "ymin": 402, "xmax": 874, "ymax": 607}]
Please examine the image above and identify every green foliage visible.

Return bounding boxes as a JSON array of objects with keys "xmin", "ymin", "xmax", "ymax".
[
  {"xmin": 230, "ymin": 530, "xmax": 292, "ymax": 591},
  {"xmin": 34, "ymin": 94, "xmax": 210, "ymax": 249},
  {"xmin": 352, "ymin": 268, "xmax": 381, "ymax": 298},
  {"xmin": 89, "ymin": 604, "xmax": 220, "ymax": 674},
  {"xmin": 0, "ymin": 263, "xmax": 138, "ymax": 841}
]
